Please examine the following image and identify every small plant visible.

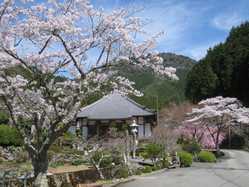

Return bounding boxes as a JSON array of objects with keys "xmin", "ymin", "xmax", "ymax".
[
  {"xmin": 198, "ymin": 151, "xmax": 216, "ymax": 162},
  {"xmin": 179, "ymin": 151, "xmax": 193, "ymax": 167}
]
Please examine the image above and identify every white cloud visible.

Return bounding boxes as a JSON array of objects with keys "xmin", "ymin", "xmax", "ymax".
[
  {"xmin": 137, "ymin": 1, "xmax": 204, "ymax": 51},
  {"xmin": 212, "ymin": 12, "xmax": 244, "ymax": 31}
]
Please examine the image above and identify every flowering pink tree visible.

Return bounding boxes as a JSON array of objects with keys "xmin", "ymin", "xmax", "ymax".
[
  {"xmin": 182, "ymin": 96, "xmax": 249, "ymax": 151},
  {"xmin": 0, "ymin": 0, "xmax": 177, "ymax": 185},
  {"xmin": 178, "ymin": 123, "xmax": 225, "ymax": 149}
]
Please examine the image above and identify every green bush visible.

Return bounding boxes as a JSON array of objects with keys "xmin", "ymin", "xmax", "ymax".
[
  {"xmin": 142, "ymin": 143, "xmax": 164, "ymax": 163},
  {"xmin": 134, "ymin": 168, "xmax": 143, "ymax": 175},
  {"xmin": 151, "ymin": 165, "xmax": 161, "ymax": 171},
  {"xmin": 50, "ymin": 161, "xmax": 65, "ymax": 168},
  {"xmin": 198, "ymin": 151, "xmax": 216, "ymax": 163},
  {"xmin": 141, "ymin": 166, "xmax": 153, "ymax": 173},
  {"xmin": 91, "ymin": 150, "xmax": 113, "ymax": 168},
  {"xmin": 179, "ymin": 151, "xmax": 193, "ymax": 167},
  {"xmin": 0, "ymin": 125, "xmax": 23, "ymax": 146},
  {"xmin": 115, "ymin": 166, "xmax": 129, "ymax": 178},
  {"xmin": 71, "ymin": 159, "xmax": 87, "ymax": 166},
  {"xmin": 182, "ymin": 141, "xmax": 201, "ymax": 155}
]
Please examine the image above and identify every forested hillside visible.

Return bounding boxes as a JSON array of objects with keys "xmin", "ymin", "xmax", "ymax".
[
  {"xmin": 118, "ymin": 53, "xmax": 195, "ymax": 109},
  {"xmin": 186, "ymin": 22, "xmax": 249, "ymax": 106}
]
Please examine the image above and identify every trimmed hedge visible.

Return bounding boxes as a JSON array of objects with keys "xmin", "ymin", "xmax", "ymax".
[
  {"xmin": 179, "ymin": 151, "xmax": 193, "ymax": 167},
  {"xmin": 198, "ymin": 151, "xmax": 216, "ymax": 162},
  {"xmin": 0, "ymin": 125, "xmax": 23, "ymax": 146}
]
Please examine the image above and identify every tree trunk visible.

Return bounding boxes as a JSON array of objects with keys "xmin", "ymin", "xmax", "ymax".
[
  {"xmin": 92, "ymin": 163, "xmax": 105, "ymax": 180},
  {"xmin": 31, "ymin": 151, "xmax": 49, "ymax": 187},
  {"xmin": 215, "ymin": 129, "xmax": 221, "ymax": 156}
]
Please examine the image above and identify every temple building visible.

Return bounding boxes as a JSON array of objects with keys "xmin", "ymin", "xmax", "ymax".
[{"xmin": 76, "ymin": 92, "xmax": 157, "ymax": 140}]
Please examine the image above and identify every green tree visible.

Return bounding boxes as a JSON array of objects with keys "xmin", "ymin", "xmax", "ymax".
[
  {"xmin": 186, "ymin": 22, "xmax": 249, "ymax": 106},
  {"xmin": 186, "ymin": 62, "xmax": 217, "ymax": 102}
]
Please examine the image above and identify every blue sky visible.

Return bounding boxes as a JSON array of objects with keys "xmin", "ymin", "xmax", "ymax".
[{"xmin": 92, "ymin": 0, "xmax": 249, "ymax": 60}]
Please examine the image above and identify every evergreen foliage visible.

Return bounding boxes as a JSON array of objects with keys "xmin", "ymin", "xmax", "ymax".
[{"xmin": 186, "ymin": 22, "xmax": 249, "ymax": 106}]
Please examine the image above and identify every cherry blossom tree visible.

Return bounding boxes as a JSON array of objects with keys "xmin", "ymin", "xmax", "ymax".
[
  {"xmin": 184, "ymin": 96, "xmax": 249, "ymax": 151},
  {"xmin": 177, "ymin": 123, "xmax": 225, "ymax": 149},
  {"xmin": 0, "ymin": 0, "xmax": 177, "ymax": 185}
]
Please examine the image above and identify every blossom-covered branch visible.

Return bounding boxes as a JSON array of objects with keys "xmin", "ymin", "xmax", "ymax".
[
  {"xmin": 0, "ymin": 0, "xmax": 178, "ymax": 185},
  {"xmin": 180, "ymin": 96, "xmax": 249, "ymax": 150}
]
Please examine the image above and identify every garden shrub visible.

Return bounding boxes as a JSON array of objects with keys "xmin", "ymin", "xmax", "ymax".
[
  {"xmin": 178, "ymin": 151, "xmax": 193, "ymax": 167},
  {"xmin": 182, "ymin": 141, "xmax": 201, "ymax": 155},
  {"xmin": 91, "ymin": 150, "xmax": 114, "ymax": 168},
  {"xmin": 134, "ymin": 168, "xmax": 143, "ymax": 175},
  {"xmin": 142, "ymin": 143, "xmax": 164, "ymax": 163},
  {"xmin": 151, "ymin": 165, "xmax": 161, "ymax": 171},
  {"xmin": 50, "ymin": 161, "xmax": 65, "ymax": 168},
  {"xmin": 141, "ymin": 166, "xmax": 153, "ymax": 173},
  {"xmin": 71, "ymin": 159, "xmax": 87, "ymax": 166},
  {"xmin": 115, "ymin": 166, "xmax": 129, "ymax": 178},
  {"xmin": 0, "ymin": 125, "xmax": 23, "ymax": 146},
  {"xmin": 100, "ymin": 156, "xmax": 113, "ymax": 168},
  {"xmin": 198, "ymin": 151, "xmax": 216, "ymax": 162}
]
